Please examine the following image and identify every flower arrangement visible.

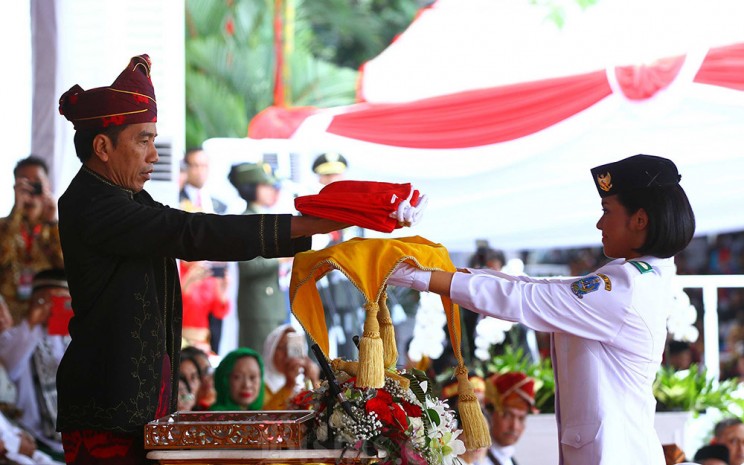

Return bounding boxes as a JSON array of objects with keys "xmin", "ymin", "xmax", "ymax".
[{"xmin": 301, "ymin": 368, "xmax": 466, "ymax": 465}]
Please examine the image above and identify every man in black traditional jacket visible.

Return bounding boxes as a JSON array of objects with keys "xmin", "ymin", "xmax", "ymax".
[{"xmin": 56, "ymin": 54, "xmax": 349, "ymax": 465}]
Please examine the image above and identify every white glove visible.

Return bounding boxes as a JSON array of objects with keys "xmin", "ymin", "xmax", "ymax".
[
  {"xmin": 387, "ymin": 262, "xmax": 431, "ymax": 292},
  {"xmin": 390, "ymin": 194, "xmax": 428, "ymax": 227}
]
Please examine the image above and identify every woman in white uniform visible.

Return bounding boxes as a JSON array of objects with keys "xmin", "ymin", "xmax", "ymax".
[{"xmin": 389, "ymin": 154, "xmax": 696, "ymax": 465}]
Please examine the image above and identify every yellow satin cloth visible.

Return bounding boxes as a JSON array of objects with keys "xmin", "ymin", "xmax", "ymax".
[
  {"xmin": 290, "ymin": 235, "xmax": 458, "ymax": 358},
  {"xmin": 289, "ymin": 235, "xmax": 490, "ymax": 450}
]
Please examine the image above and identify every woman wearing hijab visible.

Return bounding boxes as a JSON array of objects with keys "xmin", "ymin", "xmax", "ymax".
[
  {"xmin": 210, "ymin": 347, "xmax": 265, "ymax": 411},
  {"xmin": 262, "ymin": 324, "xmax": 320, "ymax": 410}
]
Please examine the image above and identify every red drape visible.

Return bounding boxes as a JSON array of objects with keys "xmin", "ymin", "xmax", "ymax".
[
  {"xmin": 694, "ymin": 42, "xmax": 744, "ymax": 91},
  {"xmin": 257, "ymin": 42, "xmax": 743, "ymax": 148},
  {"xmin": 614, "ymin": 56, "xmax": 685, "ymax": 100},
  {"xmin": 248, "ymin": 105, "xmax": 317, "ymax": 139},
  {"xmin": 326, "ymin": 70, "xmax": 612, "ymax": 149}
]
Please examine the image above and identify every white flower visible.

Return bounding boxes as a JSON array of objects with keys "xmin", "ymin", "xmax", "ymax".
[
  {"xmin": 409, "ymin": 416, "xmax": 426, "ymax": 448},
  {"xmin": 407, "ymin": 292, "xmax": 448, "ymax": 361},
  {"xmin": 474, "ymin": 317, "xmax": 515, "ymax": 359},
  {"xmin": 428, "ymin": 428, "xmax": 466, "ymax": 465},
  {"xmin": 474, "ymin": 347, "xmax": 491, "ymax": 361},
  {"xmin": 329, "ymin": 409, "xmax": 345, "ymax": 429},
  {"xmin": 667, "ymin": 286, "xmax": 699, "ymax": 343},
  {"xmin": 501, "ymin": 258, "xmax": 525, "ymax": 276},
  {"xmin": 425, "ymin": 396, "xmax": 450, "ymax": 428},
  {"xmin": 317, "ymin": 424, "xmax": 328, "ymax": 441},
  {"xmin": 441, "ymin": 429, "xmax": 467, "ymax": 465},
  {"xmin": 680, "ymin": 325, "xmax": 699, "ymax": 343}
]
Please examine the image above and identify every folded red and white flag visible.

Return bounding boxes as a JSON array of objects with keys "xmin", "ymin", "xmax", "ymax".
[{"xmin": 294, "ymin": 180, "xmax": 428, "ymax": 233}]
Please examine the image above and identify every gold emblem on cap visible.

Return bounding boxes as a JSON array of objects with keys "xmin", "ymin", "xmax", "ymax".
[{"xmin": 597, "ymin": 172, "xmax": 613, "ymax": 192}]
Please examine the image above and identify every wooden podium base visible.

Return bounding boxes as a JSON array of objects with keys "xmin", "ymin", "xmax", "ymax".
[{"xmin": 146, "ymin": 448, "xmax": 377, "ymax": 465}]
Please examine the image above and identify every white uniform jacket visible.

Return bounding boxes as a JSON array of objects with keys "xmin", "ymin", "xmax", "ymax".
[{"xmin": 450, "ymin": 257, "xmax": 673, "ymax": 465}]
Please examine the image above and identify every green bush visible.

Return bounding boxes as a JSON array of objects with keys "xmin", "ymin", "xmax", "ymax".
[
  {"xmin": 481, "ymin": 348, "xmax": 744, "ymax": 417},
  {"xmin": 653, "ymin": 364, "xmax": 744, "ymax": 416}
]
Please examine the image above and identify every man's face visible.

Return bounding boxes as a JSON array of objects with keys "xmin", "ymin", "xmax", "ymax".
[
  {"xmin": 489, "ymin": 403, "xmax": 528, "ymax": 447},
  {"xmin": 718, "ymin": 424, "xmax": 744, "ymax": 465},
  {"xmin": 15, "ymin": 164, "xmax": 49, "ymax": 222},
  {"xmin": 185, "ymin": 150, "xmax": 209, "ymax": 189},
  {"xmin": 318, "ymin": 173, "xmax": 343, "ymax": 186},
  {"xmin": 101, "ymin": 122, "xmax": 158, "ymax": 192},
  {"xmin": 255, "ymin": 184, "xmax": 279, "ymax": 207}
]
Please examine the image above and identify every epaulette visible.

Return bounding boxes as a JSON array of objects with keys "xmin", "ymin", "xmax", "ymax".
[{"xmin": 627, "ymin": 260, "xmax": 653, "ymax": 274}]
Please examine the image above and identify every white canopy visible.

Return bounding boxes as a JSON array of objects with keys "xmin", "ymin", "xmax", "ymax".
[{"xmin": 288, "ymin": 0, "xmax": 744, "ymax": 253}]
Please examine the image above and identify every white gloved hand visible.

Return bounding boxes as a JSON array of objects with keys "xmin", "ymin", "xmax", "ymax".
[
  {"xmin": 387, "ymin": 262, "xmax": 431, "ymax": 292},
  {"xmin": 390, "ymin": 194, "xmax": 428, "ymax": 227}
]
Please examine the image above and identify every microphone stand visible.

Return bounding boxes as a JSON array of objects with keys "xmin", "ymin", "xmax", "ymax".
[{"xmin": 310, "ymin": 344, "xmax": 355, "ymax": 419}]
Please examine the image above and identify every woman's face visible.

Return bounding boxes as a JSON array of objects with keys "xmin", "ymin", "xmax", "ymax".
[
  {"xmin": 180, "ymin": 359, "xmax": 201, "ymax": 397},
  {"xmin": 229, "ymin": 356, "xmax": 262, "ymax": 408},
  {"xmin": 595, "ymin": 195, "xmax": 646, "ymax": 259}
]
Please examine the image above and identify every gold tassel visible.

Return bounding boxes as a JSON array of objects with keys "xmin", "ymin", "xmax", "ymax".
[
  {"xmin": 378, "ymin": 291, "xmax": 398, "ymax": 369},
  {"xmin": 332, "ymin": 359, "xmax": 410, "ymax": 390},
  {"xmin": 332, "ymin": 358, "xmax": 357, "ymax": 376},
  {"xmin": 357, "ymin": 301, "xmax": 385, "ymax": 388},
  {"xmin": 455, "ymin": 365, "xmax": 491, "ymax": 450}
]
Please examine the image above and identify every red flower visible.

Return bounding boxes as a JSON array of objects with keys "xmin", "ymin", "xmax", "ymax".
[
  {"xmin": 401, "ymin": 401, "xmax": 422, "ymax": 417},
  {"xmin": 391, "ymin": 403, "xmax": 408, "ymax": 430},
  {"xmin": 225, "ymin": 18, "xmax": 234, "ymax": 35},
  {"xmin": 290, "ymin": 390, "xmax": 314, "ymax": 410},
  {"xmin": 375, "ymin": 389, "xmax": 393, "ymax": 404},
  {"xmin": 366, "ymin": 396, "xmax": 392, "ymax": 425}
]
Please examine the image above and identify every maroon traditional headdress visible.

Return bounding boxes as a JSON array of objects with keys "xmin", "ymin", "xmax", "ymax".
[{"xmin": 58, "ymin": 54, "xmax": 157, "ymax": 130}]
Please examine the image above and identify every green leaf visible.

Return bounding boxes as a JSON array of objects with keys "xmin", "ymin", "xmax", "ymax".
[{"xmin": 427, "ymin": 408, "xmax": 440, "ymax": 427}]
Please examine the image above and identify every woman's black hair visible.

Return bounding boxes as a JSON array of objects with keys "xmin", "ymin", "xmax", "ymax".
[
  {"xmin": 178, "ymin": 373, "xmax": 192, "ymax": 393},
  {"xmin": 180, "ymin": 353, "xmax": 203, "ymax": 379},
  {"xmin": 181, "ymin": 345, "xmax": 209, "ymax": 360},
  {"xmin": 72, "ymin": 125, "xmax": 126, "ymax": 163},
  {"xmin": 616, "ymin": 184, "xmax": 695, "ymax": 258}
]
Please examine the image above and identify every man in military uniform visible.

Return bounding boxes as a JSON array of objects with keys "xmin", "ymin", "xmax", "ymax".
[{"xmin": 312, "ymin": 152, "xmax": 348, "ymax": 187}]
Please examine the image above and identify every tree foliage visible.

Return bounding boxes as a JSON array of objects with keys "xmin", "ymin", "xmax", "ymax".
[{"xmin": 184, "ymin": 0, "xmax": 418, "ymax": 147}]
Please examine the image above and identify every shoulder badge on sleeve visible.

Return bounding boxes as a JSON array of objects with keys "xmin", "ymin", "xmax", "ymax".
[
  {"xmin": 597, "ymin": 273, "xmax": 612, "ymax": 291},
  {"xmin": 570, "ymin": 276, "xmax": 598, "ymax": 299},
  {"xmin": 628, "ymin": 260, "xmax": 653, "ymax": 274}
]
